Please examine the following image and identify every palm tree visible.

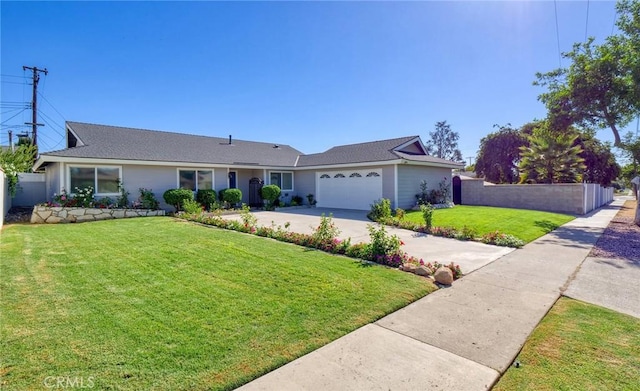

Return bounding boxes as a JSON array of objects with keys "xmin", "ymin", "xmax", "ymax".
[{"xmin": 519, "ymin": 124, "xmax": 586, "ymax": 184}]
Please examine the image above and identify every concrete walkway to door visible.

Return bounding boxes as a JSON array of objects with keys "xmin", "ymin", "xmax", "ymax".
[{"xmin": 228, "ymin": 207, "xmax": 514, "ymax": 274}]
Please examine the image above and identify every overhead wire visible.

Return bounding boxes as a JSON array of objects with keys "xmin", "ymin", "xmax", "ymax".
[
  {"xmin": 584, "ymin": 0, "xmax": 590, "ymax": 41},
  {"xmin": 554, "ymin": 0, "xmax": 562, "ymax": 68},
  {"xmin": 1, "ymin": 109, "xmax": 28, "ymax": 125},
  {"xmin": 37, "ymin": 91, "xmax": 67, "ymax": 122}
]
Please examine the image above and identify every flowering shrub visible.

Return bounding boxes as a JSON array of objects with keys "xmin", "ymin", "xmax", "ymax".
[
  {"xmin": 311, "ymin": 214, "xmax": 341, "ymax": 247},
  {"xmin": 455, "ymin": 225, "xmax": 477, "ymax": 241},
  {"xmin": 481, "ymin": 231, "xmax": 525, "ymax": 248},
  {"xmin": 137, "ymin": 188, "xmax": 160, "ymax": 210},
  {"xmin": 177, "ymin": 211, "xmax": 450, "ymax": 273},
  {"xmin": 74, "ymin": 186, "xmax": 94, "ymax": 207},
  {"xmin": 44, "ymin": 185, "xmax": 161, "ymax": 210},
  {"xmin": 368, "ymin": 224, "xmax": 403, "ymax": 266}
]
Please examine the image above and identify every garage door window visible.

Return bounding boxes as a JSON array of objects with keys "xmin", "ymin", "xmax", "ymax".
[{"xmin": 270, "ymin": 172, "xmax": 293, "ymax": 191}]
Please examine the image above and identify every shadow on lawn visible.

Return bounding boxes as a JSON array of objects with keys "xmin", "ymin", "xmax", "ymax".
[{"xmin": 534, "ymin": 219, "xmax": 561, "ymax": 233}]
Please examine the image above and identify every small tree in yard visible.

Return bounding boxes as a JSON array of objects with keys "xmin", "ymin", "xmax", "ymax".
[{"xmin": 261, "ymin": 185, "xmax": 281, "ymax": 210}]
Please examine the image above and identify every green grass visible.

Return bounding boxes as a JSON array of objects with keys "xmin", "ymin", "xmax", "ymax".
[
  {"xmin": 0, "ymin": 217, "xmax": 434, "ymax": 390},
  {"xmin": 404, "ymin": 205, "xmax": 574, "ymax": 243},
  {"xmin": 494, "ymin": 297, "xmax": 640, "ymax": 391}
]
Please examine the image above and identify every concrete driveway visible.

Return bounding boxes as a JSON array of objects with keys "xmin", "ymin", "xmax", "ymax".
[{"xmin": 233, "ymin": 207, "xmax": 514, "ymax": 274}]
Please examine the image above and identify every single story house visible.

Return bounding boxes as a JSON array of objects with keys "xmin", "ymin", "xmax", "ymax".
[{"xmin": 33, "ymin": 122, "xmax": 463, "ymax": 210}]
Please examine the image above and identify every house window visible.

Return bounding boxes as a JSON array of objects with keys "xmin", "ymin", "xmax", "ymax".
[
  {"xmin": 366, "ymin": 172, "xmax": 381, "ymax": 177},
  {"xmin": 320, "ymin": 174, "xmax": 330, "ymax": 179},
  {"xmin": 334, "ymin": 173, "xmax": 345, "ymax": 178},
  {"xmin": 349, "ymin": 173, "xmax": 362, "ymax": 178},
  {"xmin": 178, "ymin": 169, "xmax": 213, "ymax": 191},
  {"xmin": 269, "ymin": 172, "xmax": 293, "ymax": 191},
  {"xmin": 69, "ymin": 166, "xmax": 121, "ymax": 195}
]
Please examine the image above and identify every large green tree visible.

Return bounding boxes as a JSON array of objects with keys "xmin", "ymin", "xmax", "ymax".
[
  {"xmin": 425, "ymin": 120, "xmax": 463, "ymax": 162},
  {"xmin": 535, "ymin": 0, "xmax": 640, "ymax": 146},
  {"xmin": 0, "ymin": 144, "xmax": 38, "ymax": 196},
  {"xmin": 475, "ymin": 125, "xmax": 528, "ymax": 184},
  {"xmin": 575, "ymin": 132, "xmax": 620, "ymax": 186},
  {"xmin": 519, "ymin": 123, "xmax": 586, "ymax": 184}
]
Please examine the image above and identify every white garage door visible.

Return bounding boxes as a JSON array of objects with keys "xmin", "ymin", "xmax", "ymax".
[{"xmin": 316, "ymin": 169, "xmax": 383, "ymax": 210}]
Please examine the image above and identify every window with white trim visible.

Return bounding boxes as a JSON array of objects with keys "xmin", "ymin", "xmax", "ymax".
[
  {"xmin": 269, "ymin": 172, "xmax": 293, "ymax": 191},
  {"xmin": 69, "ymin": 166, "xmax": 121, "ymax": 195},
  {"xmin": 178, "ymin": 169, "xmax": 213, "ymax": 191}
]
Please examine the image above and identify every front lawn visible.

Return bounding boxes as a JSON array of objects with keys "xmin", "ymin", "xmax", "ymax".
[
  {"xmin": 404, "ymin": 205, "xmax": 574, "ymax": 243},
  {"xmin": 0, "ymin": 218, "xmax": 434, "ymax": 390},
  {"xmin": 494, "ymin": 297, "xmax": 640, "ymax": 390}
]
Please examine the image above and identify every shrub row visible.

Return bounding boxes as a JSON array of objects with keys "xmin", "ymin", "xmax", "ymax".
[
  {"xmin": 369, "ymin": 199, "xmax": 525, "ymax": 248},
  {"xmin": 163, "ymin": 188, "xmax": 244, "ymax": 212},
  {"xmin": 178, "ymin": 208, "xmax": 463, "ymax": 280}
]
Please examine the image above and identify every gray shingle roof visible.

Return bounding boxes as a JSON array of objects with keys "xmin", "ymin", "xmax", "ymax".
[
  {"xmin": 296, "ymin": 136, "xmax": 463, "ymax": 167},
  {"xmin": 296, "ymin": 136, "xmax": 418, "ymax": 167},
  {"xmin": 39, "ymin": 122, "xmax": 463, "ymax": 169},
  {"xmin": 44, "ymin": 122, "xmax": 302, "ymax": 167}
]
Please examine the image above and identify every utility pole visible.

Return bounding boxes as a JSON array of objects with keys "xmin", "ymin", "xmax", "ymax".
[
  {"xmin": 467, "ymin": 156, "xmax": 474, "ymax": 167},
  {"xmin": 8, "ymin": 130, "xmax": 14, "ymax": 152},
  {"xmin": 22, "ymin": 66, "xmax": 48, "ymax": 147}
]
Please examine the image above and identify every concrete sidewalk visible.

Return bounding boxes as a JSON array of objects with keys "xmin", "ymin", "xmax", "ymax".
[{"xmin": 237, "ymin": 200, "xmax": 624, "ymax": 391}]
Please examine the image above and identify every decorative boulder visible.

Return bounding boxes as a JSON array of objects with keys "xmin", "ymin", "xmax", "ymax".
[
  {"xmin": 415, "ymin": 266, "xmax": 431, "ymax": 277},
  {"xmin": 434, "ymin": 267, "xmax": 454, "ymax": 285},
  {"xmin": 401, "ymin": 263, "xmax": 417, "ymax": 273}
]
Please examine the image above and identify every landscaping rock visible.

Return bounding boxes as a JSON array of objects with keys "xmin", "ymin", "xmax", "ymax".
[
  {"xmin": 45, "ymin": 216, "xmax": 63, "ymax": 224},
  {"xmin": 402, "ymin": 263, "xmax": 417, "ymax": 273},
  {"xmin": 30, "ymin": 213, "xmax": 45, "ymax": 224},
  {"xmin": 434, "ymin": 267, "xmax": 454, "ymax": 285},
  {"xmin": 415, "ymin": 266, "xmax": 432, "ymax": 277}
]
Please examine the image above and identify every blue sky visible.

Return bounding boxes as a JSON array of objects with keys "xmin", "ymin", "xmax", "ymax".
[{"xmin": 0, "ymin": 1, "xmax": 629, "ymax": 162}]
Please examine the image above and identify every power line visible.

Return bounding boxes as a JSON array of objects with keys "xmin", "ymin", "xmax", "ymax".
[
  {"xmin": 1, "ymin": 109, "xmax": 28, "ymax": 125},
  {"xmin": 37, "ymin": 110, "xmax": 66, "ymax": 137},
  {"xmin": 0, "ymin": 74, "xmax": 27, "ymax": 78},
  {"xmin": 37, "ymin": 91, "xmax": 66, "ymax": 122},
  {"xmin": 554, "ymin": 0, "xmax": 562, "ymax": 68},
  {"xmin": 0, "ymin": 80, "xmax": 28, "ymax": 86},
  {"xmin": 584, "ymin": 0, "xmax": 590, "ymax": 41},
  {"xmin": 612, "ymin": 6, "xmax": 618, "ymax": 35}
]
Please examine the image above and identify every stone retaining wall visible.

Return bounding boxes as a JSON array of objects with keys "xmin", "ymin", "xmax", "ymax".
[{"xmin": 31, "ymin": 206, "xmax": 165, "ymax": 224}]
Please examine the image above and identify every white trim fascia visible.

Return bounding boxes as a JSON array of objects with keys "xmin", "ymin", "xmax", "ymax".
[
  {"xmin": 35, "ymin": 155, "xmax": 461, "ymax": 172},
  {"xmin": 295, "ymin": 160, "xmax": 403, "ymax": 171},
  {"xmin": 401, "ymin": 160, "xmax": 464, "ymax": 169},
  {"xmin": 34, "ymin": 155, "xmax": 296, "ymax": 171},
  {"xmin": 393, "ymin": 136, "xmax": 427, "ymax": 155}
]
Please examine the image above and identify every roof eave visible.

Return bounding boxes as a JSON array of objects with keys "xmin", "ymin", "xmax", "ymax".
[{"xmin": 33, "ymin": 155, "xmax": 298, "ymax": 170}]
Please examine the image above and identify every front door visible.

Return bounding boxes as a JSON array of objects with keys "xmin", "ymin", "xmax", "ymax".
[{"xmin": 452, "ymin": 176, "xmax": 462, "ymax": 204}]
